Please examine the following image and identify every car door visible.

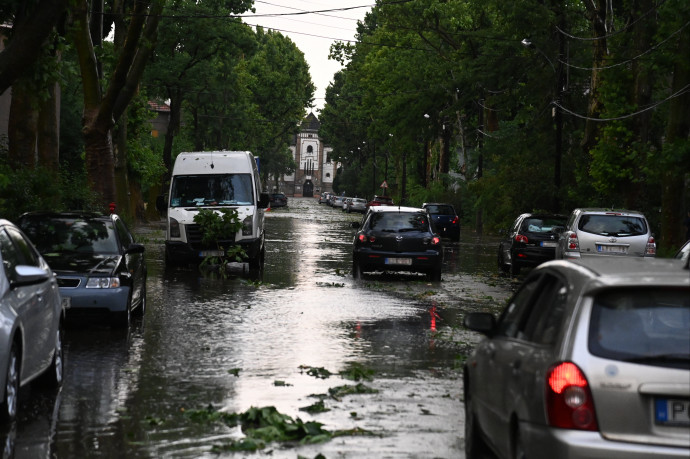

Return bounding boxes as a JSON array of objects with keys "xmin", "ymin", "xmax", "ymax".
[
  {"xmin": 471, "ymin": 274, "xmax": 541, "ymax": 450},
  {"xmin": 0, "ymin": 227, "xmax": 55, "ymax": 380}
]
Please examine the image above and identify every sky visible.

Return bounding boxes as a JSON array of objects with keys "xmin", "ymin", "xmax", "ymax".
[{"xmin": 243, "ymin": 0, "xmax": 372, "ymax": 114}]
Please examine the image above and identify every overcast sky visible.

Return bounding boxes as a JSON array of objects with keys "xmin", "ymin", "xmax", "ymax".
[{"xmin": 243, "ymin": 0, "xmax": 371, "ymax": 114}]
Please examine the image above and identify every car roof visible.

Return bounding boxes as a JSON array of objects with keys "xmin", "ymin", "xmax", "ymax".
[
  {"xmin": 536, "ymin": 257, "xmax": 690, "ymax": 289},
  {"xmin": 19, "ymin": 211, "xmax": 112, "ymax": 220},
  {"xmin": 368, "ymin": 205, "xmax": 426, "ymax": 214},
  {"xmin": 422, "ymin": 202, "xmax": 454, "ymax": 207},
  {"xmin": 572, "ymin": 208, "xmax": 647, "ymax": 217}
]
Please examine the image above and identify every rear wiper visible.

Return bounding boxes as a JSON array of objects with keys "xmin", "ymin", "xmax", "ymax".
[{"xmin": 623, "ymin": 354, "xmax": 690, "ymax": 364}]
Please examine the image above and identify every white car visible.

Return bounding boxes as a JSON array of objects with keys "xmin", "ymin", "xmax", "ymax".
[
  {"xmin": 555, "ymin": 208, "xmax": 656, "ymax": 259},
  {"xmin": 464, "ymin": 257, "xmax": 689, "ymax": 459},
  {"xmin": 1, "ymin": 219, "xmax": 64, "ymax": 423}
]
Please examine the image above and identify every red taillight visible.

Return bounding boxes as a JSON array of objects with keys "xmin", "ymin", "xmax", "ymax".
[
  {"xmin": 645, "ymin": 236, "xmax": 656, "ymax": 255},
  {"xmin": 451, "ymin": 216, "xmax": 458, "ymax": 224},
  {"xmin": 567, "ymin": 232, "xmax": 579, "ymax": 251},
  {"xmin": 357, "ymin": 233, "xmax": 376, "ymax": 243},
  {"xmin": 515, "ymin": 234, "xmax": 528, "ymax": 243},
  {"xmin": 546, "ymin": 362, "xmax": 598, "ymax": 431},
  {"xmin": 431, "ymin": 236, "xmax": 441, "ymax": 245}
]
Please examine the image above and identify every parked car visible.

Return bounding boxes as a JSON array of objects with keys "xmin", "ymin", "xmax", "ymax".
[
  {"xmin": 463, "ymin": 257, "xmax": 690, "ymax": 459},
  {"xmin": 422, "ymin": 203, "xmax": 461, "ymax": 241},
  {"xmin": 347, "ymin": 198, "xmax": 367, "ymax": 213},
  {"xmin": 0, "ymin": 219, "xmax": 64, "ymax": 423},
  {"xmin": 352, "ymin": 206, "xmax": 443, "ymax": 281},
  {"xmin": 17, "ymin": 212, "xmax": 147, "ymax": 328},
  {"xmin": 269, "ymin": 193, "xmax": 288, "ymax": 208},
  {"xmin": 555, "ymin": 208, "xmax": 656, "ymax": 260},
  {"xmin": 366, "ymin": 195, "xmax": 394, "ymax": 208},
  {"xmin": 497, "ymin": 213, "xmax": 567, "ymax": 275},
  {"xmin": 319, "ymin": 192, "xmax": 331, "ymax": 204},
  {"xmin": 342, "ymin": 197, "xmax": 352, "ymax": 212},
  {"xmin": 332, "ymin": 195, "xmax": 345, "ymax": 208}
]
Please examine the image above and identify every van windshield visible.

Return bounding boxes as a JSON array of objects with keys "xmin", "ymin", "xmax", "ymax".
[{"xmin": 170, "ymin": 174, "xmax": 254, "ymax": 207}]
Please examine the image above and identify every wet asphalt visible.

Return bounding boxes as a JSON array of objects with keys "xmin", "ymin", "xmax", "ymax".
[{"xmin": 1, "ymin": 197, "xmax": 515, "ymax": 458}]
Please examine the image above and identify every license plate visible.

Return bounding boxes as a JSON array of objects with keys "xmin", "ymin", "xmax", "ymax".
[
  {"xmin": 200, "ymin": 250, "xmax": 225, "ymax": 257},
  {"xmin": 655, "ymin": 398, "xmax": 690, "ymax": 426},
  {"xmin": 386, "ymin": 258, "xmax": 412, "ymax": 266},
  {"xmin": 596, "ymin": 245, "xmax": 626, "ymax": 253},
  {"xmin": 61, "ymin": 296, "xmax": 71, "ymax": 309},
  {"xmin": 540, "ymin": 241, "xmax": 557, "ymax": 248}
]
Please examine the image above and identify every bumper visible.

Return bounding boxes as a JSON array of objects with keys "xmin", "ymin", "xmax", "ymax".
[
  {"xmin": 166, "ymin": 237, "xmax": 263, "ymax": 264},
  {"xmin": 513, "ymin": 247, "xmax": 557, "ymax": 267},
  {"xmin": 354, "ymin": 249, "xmax": 442, "ymax": 274},
  {"xmin": 521, "ymin": 422, "xmax": 690, "ymax": 459},
  {"xmin": 60, "ymin": 286, "xmax": 130, "ymax": 313}
]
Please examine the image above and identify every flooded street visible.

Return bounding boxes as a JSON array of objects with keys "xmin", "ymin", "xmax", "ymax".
[{"xmin": 3, "ymin": 198, "xmax": 515, "ymax": 458}]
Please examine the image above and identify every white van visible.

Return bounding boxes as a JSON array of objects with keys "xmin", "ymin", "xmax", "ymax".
[{"xmin": 164, "ymin": 151, "xmax": 269, "ymax": 268}]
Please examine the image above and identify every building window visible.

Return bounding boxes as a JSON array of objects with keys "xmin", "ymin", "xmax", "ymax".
[
  {"xmin": 326, "ymin": 173, "xmax": 331, "ymax": 178},
  {"xmin": 307, "ymin": 145, "xmax": 313, "ymax": 153}
]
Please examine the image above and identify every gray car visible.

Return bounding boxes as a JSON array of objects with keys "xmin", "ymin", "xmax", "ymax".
[
  {"xmin": 0, "ymin": 219, "xmax": 64, "ymax": 423},
  {"xmin": 555, "ymin": 208, "xmax": 656, "ymax": 259},
  {"xmin": 463, "ymin": 257, "xmax": 689, "ymax": 459}
]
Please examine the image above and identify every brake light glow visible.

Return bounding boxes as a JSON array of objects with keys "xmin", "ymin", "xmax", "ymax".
[
  {"xmin": 451, "ymin": 217, "xmax": 458, "ymax": 224},
  {"xmin": 546, "ymin": 362, "xmax": 598, "ymax": 431},
  {"xmin": 431, "ymin": 236, "xmax": 441, "ymax": 245},
  {"xmin": 358, "ymin": 234, "xmax": 375, "ymax": 243},
  {"xmin": 515, "ymin": 235, "xmax": 528, "ymax": 243},
  {"xmin": 645, "ymin": 236, "xmax": 656, "ymax": 255}
]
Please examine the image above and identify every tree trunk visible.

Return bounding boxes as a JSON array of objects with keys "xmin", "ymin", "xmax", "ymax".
[
  {"xmin": 7, "ymin": 83, "xmax": 38, "ymax": 168},
  {"xmin": 581, "ymin": 0, "xmax": 607, "ymax": 152},
  {"xmin": 37, "ymin": 82, "xmax": 60, "ymax": 170}
]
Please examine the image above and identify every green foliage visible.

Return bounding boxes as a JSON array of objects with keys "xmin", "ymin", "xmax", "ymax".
[{"xmin": 193, "ymin": 208, "xmax": 246, "ymax": 264}]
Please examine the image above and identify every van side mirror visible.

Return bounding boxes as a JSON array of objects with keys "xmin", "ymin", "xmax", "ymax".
[{"xmin": 258, "ymin": 192, "xmax": 270, "ymax": 209}]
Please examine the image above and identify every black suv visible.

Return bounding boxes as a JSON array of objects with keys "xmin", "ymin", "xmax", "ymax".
[{"xmin": 352, "ymin": 206, "xmax": 443, "ymax": 281}]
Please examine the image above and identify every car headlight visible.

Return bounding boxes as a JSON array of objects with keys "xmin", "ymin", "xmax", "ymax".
[
  {"xmin": 86, "ymin": 277, "xmax": 121, "ymax": 288},
  {"xmin": 169, "ymin": 217, "xmax": 180, "ymax": 238},
  {"xmin": 242, "ymin": 215, "xmax": 253, "ymax": 236}
]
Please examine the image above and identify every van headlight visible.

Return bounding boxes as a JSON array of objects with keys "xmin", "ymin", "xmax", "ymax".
[
  {"xmin": 242, "ymin": 215, "xmax": 253, "ymax": 236},
  {"xmin": 169, "ymin": 217, "xmax": 180, "ymax": 238},
  {"xmin": 86, "ymin": 277, "xmax": 121, "ymax": 288}
]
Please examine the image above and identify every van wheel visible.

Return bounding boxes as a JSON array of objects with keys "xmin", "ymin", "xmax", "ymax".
[{"xmin": 249, "ymin": 246, "xmax": 265, "ymax": 272}]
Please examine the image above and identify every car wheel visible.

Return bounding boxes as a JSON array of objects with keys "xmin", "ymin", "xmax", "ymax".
[
  {"xmin": 40, "ymin": 324, "xmax": 64, "ymax": 389},
  {"xmin": 429, "ymin": 265, "xmax": 442, "ymax": 282},
  {"xmin": 512, "ymin": 426, "xmax": 526, "ymax": 459},
  {"xmin": 464, "ymin": 390, "xmax": 490, "ymax": 458},
  {"xmin": 1, "ymin": 343, "xmax": 19, "ymax": 422},
  {"xmin": 498, "ymin": 246, "xmax": 510, "ymax": 274},
  {"xmin": 132, "ymin": 287, "xmax": 146, "ymax": 318},
  {"xmin": 352, "ymin": 260, "xmax": 363, "ymax": 279},
  {"xmin": 249, "ymin": 245, "xmax": 265, "ymax": 272},
  {"xmin": 510, "ymin": 259, "xmax": 521, "ymax": 277}
]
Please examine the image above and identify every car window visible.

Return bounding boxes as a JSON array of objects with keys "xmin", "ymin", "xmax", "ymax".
[
  {"xmin": 369, "ymin": 213, "xmax": 429, "ymax": 232},
  {"xmin": 5, "ymin": 227, "xmax": 41, "ymax": 267},
  {"xmin": 588, "ymin": 288, "xmax": 690, "ymax": 367},
  {"xmin": 115, "ymin": 218, "xmax": 134, "ymax": 247},
  {"xmin": 520, "ymin": 274, "xmax": 568, "ymax": 345},
  {"xmin": 0, "ymin": 228, "xmax": 21, "ymax": 281},
  {"xmin": 578, "ymin": 214, "xmax": 647, "ymax": 236},
  {"xmin": 23, "ymin": 218, "xmax": 119, "ymax": 255},
  {"xmin": 170, "ymin": 174, "xmax": 254, "ymax": 207},
  {"xmin": 521, "ymin": 217, "xmax": 566, "ymax": 234},
  {"xmin": 494, "ymin": 275, "xmax": 541, "ymax": 338}
]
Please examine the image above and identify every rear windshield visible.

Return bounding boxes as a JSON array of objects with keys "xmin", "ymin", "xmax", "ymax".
[
  {"xmin": 588, "ymin": 288, "xmax": 690, "ymax": 369},
  {"xmin": 21, "ymin": 218, "xmax": 119, "ymax": 255},
  {"xmin": 425, "ymin": 205, "xmax": 455, "ymax": 215},
  {"xmin": 170, "ymin": 174, "xmax": 253, "ymax": 207},
  {"xmin": 578, "ymin": 214, "xmax": 647, "ymax": 236},
  {"xmin": 520, "ymin": 217, "xmax": 566, "ymax": 233},
  {"xmin": 369, "ymin": 212, "xmax": 429, "ymax": 232}
]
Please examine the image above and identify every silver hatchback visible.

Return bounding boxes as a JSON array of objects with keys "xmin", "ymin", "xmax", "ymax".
[
  {"xmin": 463, "ymin": 257, "xmax": 689, "ymax": 459},
  {"xmin": 555, "ymin": 208, "xmax": 656, "ymax": 259}
]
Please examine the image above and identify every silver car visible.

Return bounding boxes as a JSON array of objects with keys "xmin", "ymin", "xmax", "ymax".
[
  {"xmin": 463, "ymin": 257, "xmax": 689, "ymax": 459},
  {"xmin": 0, "ymin": 219, "xmax": 64, "ymax": 423},
  {"xmin": 348, "ymin": 198, "xmax": 367, "ymax": 213},
  {"xmin": 555, "ymin": 208, "xmax": 656, "ymax": 259}
]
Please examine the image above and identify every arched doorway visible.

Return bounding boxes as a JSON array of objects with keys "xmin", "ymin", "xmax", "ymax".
[{"xmin": 303, "ymin": 180, "xmax": 314, "ymax": 197}]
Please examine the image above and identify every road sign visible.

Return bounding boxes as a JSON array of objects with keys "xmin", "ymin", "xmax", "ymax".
[{"xmin": 380, "ymin": 180, "xmax": 388, "ymax": 188}]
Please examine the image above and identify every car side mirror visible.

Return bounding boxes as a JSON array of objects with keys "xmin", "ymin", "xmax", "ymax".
[
  {"xmin": 258, "ymin": 192, "xmax": 270, "ymax": 209},
  {"xmin": 126, "ymin": 243, "xmax": 145, "ymax": 254},
  {"xmin": 11, "ymin": 265, "xmax": 50, "ymax": 288},
  {"xmin": 463, "ymin": 312, "xmax": 496, "ymax": 336}
]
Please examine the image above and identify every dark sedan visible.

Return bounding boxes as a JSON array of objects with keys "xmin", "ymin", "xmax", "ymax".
[
  {"xmin": 498, "ymin": 213, "xmax": 567, "ymax": 276},
  {"xmin": 18, "ymin": 212, "xmax": 147, "ymax": 327},
  {"xmin": 352, "ymin": 206, "xmax": 443, "ymax": 281},
  {"xmin": 269, "ymin": 193, "xmax": 288, "ymax": 208},
  {"xmin": 422, "ymin": 202, "xmax": 460, "ymax": 241}
]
